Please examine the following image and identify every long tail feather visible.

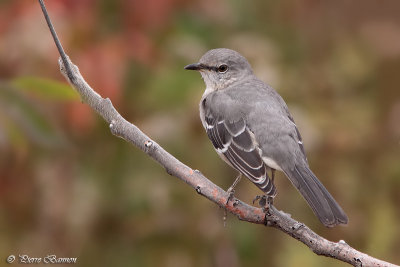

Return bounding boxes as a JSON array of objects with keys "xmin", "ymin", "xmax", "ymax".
[{"xmin": 284, "ymin": 164, "xmax": 348, "ymax": 227}]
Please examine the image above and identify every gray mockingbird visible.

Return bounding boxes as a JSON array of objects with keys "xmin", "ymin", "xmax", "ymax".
[{"xmin": 184, "ymin": 48, "xmax": 348, "ymax": 227}]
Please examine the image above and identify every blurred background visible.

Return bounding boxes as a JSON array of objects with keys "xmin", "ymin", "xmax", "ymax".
[{"xmin": 0, "ymin": 0, "xmax": 399, "ymax": 266}]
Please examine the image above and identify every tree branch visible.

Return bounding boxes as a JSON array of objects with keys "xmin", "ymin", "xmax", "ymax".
[{"xmin": 37, "ymin": 1, "xmax": 398, "ymax": 266}]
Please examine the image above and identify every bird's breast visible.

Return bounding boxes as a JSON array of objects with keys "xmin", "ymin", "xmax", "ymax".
[{"xmin": 199, "ymin": 87, "xmax": 214, "ymax": 130}]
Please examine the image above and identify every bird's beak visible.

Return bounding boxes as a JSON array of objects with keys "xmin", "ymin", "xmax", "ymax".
[{"xmin": 184, "ymin": 63, "xmax": 204, "ymax": 71}]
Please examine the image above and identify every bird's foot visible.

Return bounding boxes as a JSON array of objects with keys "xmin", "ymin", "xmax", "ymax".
[
  {"xmin": 223, "ymin": 187, "xmax": 236, "ymax": 227},
  {"xmin": 225, "ymin": 173, "xmax": 241, "ymax": 206},
  {"xmin": 253, "ymin": 195, "xmax": 274, "ymax": 212},
  {"xmin": 252, "ymin": 195, "xmax": 264, "ymax": 205},
  {"xmin": 223, "ymin": 173, "xmax": 242, "ymax": 227}
]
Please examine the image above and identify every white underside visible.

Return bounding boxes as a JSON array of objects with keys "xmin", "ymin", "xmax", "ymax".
[{"xmin": 262, "ymin": 156, "xmax": 282, "ymax": 171}]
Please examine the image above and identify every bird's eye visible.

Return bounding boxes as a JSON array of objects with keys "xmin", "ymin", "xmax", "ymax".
[{"xmin": 217, "ymin": 64, "xmax": 228, "ymax": 73}]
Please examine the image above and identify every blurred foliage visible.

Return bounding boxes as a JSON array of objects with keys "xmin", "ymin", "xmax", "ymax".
[
  {"xmin": 12, "ymin": 77, "xmax": 79, "ymax": 101},
  {"xmin": 0, "ymin": 0, "xmax": 400, "ymax": 267}
]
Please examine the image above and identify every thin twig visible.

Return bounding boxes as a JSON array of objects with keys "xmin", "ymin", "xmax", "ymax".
[
  {"xmin": 37, "ymin": 1, "xmax": 399, "ymax": 266},
  {"xmin": 38, "ymin": 0, "xmax": 74, "ymax": 82}
]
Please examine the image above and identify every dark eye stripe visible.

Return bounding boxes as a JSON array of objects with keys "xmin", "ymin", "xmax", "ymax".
[
  {"xmin": 208, "ymin": 66, "xmax": 218, "ymax": 72},
  {"xmin": 200, "ymin": 64, "xmax": 224, "ymax": 72}
]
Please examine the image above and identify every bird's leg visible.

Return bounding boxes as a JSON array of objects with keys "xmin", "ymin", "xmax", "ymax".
[
  {"xmin": 223, "ymin": 173, "xmax": 242, "ymax": 227},
  {"xmin": 267, "ymin": 169, "xmax": 276, "ymax": 206},
  {"xmin": 253, "ymin": 169, "xmax": 277, "ymax": 211},
  {"xmin": 226, "ymin": 173, "xmax": 242, "ymax": 205}
]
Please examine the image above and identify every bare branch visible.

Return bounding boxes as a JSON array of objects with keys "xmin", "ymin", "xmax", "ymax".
[{"xmin": 37, "ymin": 1, "xmax": 399, "ymax": 266}]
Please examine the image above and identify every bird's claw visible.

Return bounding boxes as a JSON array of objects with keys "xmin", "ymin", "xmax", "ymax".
[
  {"xmin": 253, "ymin": 195, "xmax": 274, "ymax": 210},
  {"xmin": 252, "ymin": 195, "xmax": 263, "ymax": 205},
  {"xmin": 223, "ymin": 188, "xmax": 235, "ymax": 228}
]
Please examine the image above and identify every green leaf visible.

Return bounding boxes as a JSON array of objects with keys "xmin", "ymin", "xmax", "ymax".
[{"xmin": 12, "ymin": 76, "xmax": 79, "ymax": 101}]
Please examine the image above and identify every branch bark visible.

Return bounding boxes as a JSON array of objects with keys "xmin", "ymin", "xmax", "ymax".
[{"xmin": 37, "ymin": 1, "xmax": 398, "ymax": 266}]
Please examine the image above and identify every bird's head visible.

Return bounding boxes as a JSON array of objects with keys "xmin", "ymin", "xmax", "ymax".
[{"xmin": 184, "ymin": 48, "xmax": 253, "ymax": 90}]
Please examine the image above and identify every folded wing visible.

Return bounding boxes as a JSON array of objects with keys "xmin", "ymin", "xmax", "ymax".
[{"xmin": 205, "ymin": 115, "xmax": 276, "ymax": 196}]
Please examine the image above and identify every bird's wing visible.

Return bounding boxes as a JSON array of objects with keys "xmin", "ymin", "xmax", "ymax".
[
  {"xmin": 204, "ymin": 114, "xmax": 275, "ymax": 195},
  {"xmin": 287, "ymin": 114, "xmax": 307, "ymax": 161}
]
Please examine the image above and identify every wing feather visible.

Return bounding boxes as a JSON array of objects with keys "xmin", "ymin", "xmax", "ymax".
[
  {"xmin": 205, "ymin": 115, "xmax": 275, "ymax": 194},
  {"xmin": 288, "ymin": 115, "xmax": 307, "ymax": 160}
]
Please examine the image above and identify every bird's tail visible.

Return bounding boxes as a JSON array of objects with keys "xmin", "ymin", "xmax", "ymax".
[{"xmin": 284, "ymin": 164, "xmax": 348, "ymax": 227}]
